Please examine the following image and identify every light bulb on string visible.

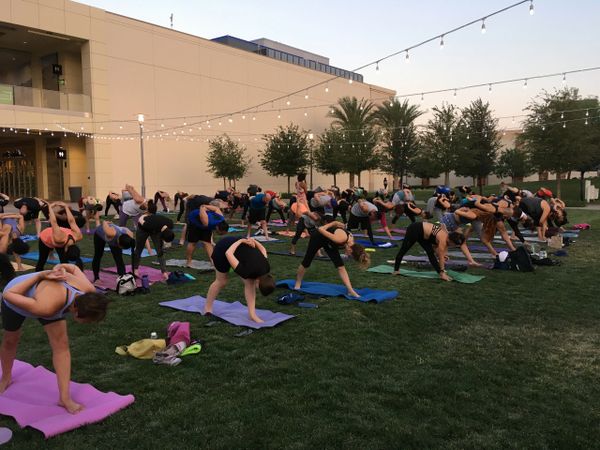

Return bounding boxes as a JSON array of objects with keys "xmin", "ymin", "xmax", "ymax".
[
  {"xmin": 489, "ymin": 84, "xmax": 492, "ymax": 92},
  {"xmin": 586, "ymin": 110, "xmax": 589, "ymax": 117},
  {"xmin": 562, "ymin": 122, "xmax": 566, "ymax": 128},
  {"xmin": 405, "ymin": 50, "xmax": 410, "ymax": 63},
  {"xmin": 228, "ymin": 117, "xmax": 233, "ymax": 123},
  {"xmin": 252, "ymin": 116, "xmax": 256, "ymax": 121},
  {"xmin": 481, "ymin": 18, "xmax": 487, "ymax": 34},
  {"xmin": 562, "ymin": 73, "xmax": 566, "ymax": 84},
  {"xmin": 440, "ymin": 35, "xmax": 445, "ymax": 49},
  {"xmin": 286, "ymin": 99, "xmax": 291, "ymax": 106},
  {"xmin": 348, "ymin": 78, "xmax": 353, "ymax": 84},
  {"xmin": 585, "ymin": 118, "xmax": 589, "ymax": 125},
  {"xmin": 242, "ymin": 115, "xmax": 246, "ymax": 120},
  {"xmin": 529, "ymin": 0, "xmax": 534, "ymax": 15},
  {"xmin": 304, "ymin": 110, "xmax": 308, "ymax": 117},
  {"xmin": 304, "ymin": 91, "xmax": 309, "ymax": 100},
  {"xmin": 421, "ymin": 93, "xmax": 424, "ymax": 101},
  {"xmin": 523, "ymin": 79, "xmax": 528, "ymax": 89},
  {"xmin": 453, "ymin": 89, "xmax": 457, "ymax": 97},
  {"xmin": 542, "ymin": 125, "xmax": 545, "ymax": 131},
  {"xmin": 325, "ymin": 85, "xmax": 329, "ymax": 93},
  {"xmin": 277, "ymin": 111, "xmax": 281, "ymax": 119},
  {"xmin": 560, "ymin": 112, "xmax": 564, "ymax": 119},
  {"xmin": 375, "ymin": 61, "xmax": 380, "ymax": 72}
]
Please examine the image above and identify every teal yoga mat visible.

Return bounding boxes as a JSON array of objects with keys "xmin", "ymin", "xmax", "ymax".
[{"xmin": 367, "ymin": 264, "xmax": 485, "ymax": 283}]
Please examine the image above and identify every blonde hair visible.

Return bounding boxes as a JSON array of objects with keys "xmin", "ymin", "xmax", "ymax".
[{"xmin": 350, "ymin": 243, "xmax": 371, "ymax": 270}]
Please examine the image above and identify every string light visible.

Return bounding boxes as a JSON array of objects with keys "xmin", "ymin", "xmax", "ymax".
[
  {"xmin": 348, "ymin": 79, "xmax": 353, "ymax": 84},
  {"xmin": 523, "ymin": 79, "xmax": 528, "ymax": 89},
  {"xmin": 440, "ymin": 35, "xmax": 445, "ymax": 49},
  {"xmin": 325, "ymin": 85, "xmax": 329, "ymax": 93},
  {"xmin": 304, "ymin": 91, "xmax": 309, "ymax": 100},
  {"xmin": 375, "ymin": 61, "xmax": 380, "ymax": 72},
  {"xmin": 529, "ymin": 0, "xmax": 534, "ymax": 15},
  {"xmin": 405, "ymin": 50, "xmax": 410, "ymax": 63},
  {"xmin": 481, "ymin": 18, "xmax": 486, "ymax": 34},
  {"xmin": 562, "ymin": 73, "xmax": 566, "ymax": 84},
  {"xmin": 488, "ymin": 84, "xmax": 492, "ymax": 92},
  {"xmin": 563, "ymin": 122, "xmax": 566, "ymax": 128}
]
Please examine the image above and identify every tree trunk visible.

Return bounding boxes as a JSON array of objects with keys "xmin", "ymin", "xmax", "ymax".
[
  {"xmin": 333, "ymin": 173, "xmax": 337, "ymax": 187},
  {"xmin": 223, "ymin": 178, "xmax": 226, "ymax": 190},
  {"xmin": 477, "ymin": 176, "xmax": 484, "ymax": 195},
  {"xmin": 556, "ymin": 176, "xmax": 562, "ymax": 198},
  {"xmin": 444, "ymin": 171, "xmax": 450, "ymax": 186},
  {"xmin": 349, "ymin": 173, "xmax": 355, "ymax": 188},
  {"xmin": 421, "ymin": 177, "xmax": 429, "ymax": 187},
  {"xmin": 287, "ymin": 176, "xmax": 291, "ymax": 195},
  {"xmin": 567, "ymin": 171, "xmax": 572, "ymax": 180},
  {"xmin": 399, "ymin": 169, "xmax": 404, "ymax": 188},
  {"xmin": 392, "ymin": 175, "xmax": 399, "ymax": 190},
  {"xmin": 512, "ymin": 176, "xmax": 524, "ymax": 184},
  {"xmin": 580, "ymin": 171, "xmax": 586, "ymax": 201},
  {"xmin": 357, "ymin": 172, "xmax": 362, "ymax": 187}
]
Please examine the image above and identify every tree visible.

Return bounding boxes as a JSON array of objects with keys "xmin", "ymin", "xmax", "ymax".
[
  {"xmin": 375, "ymin": 99, "xmax": 424, "ymax": 189},
  {"xmin": 494, "ymin": 147, "xmax": 534, "ymax": 183},
  {"xmin": 314, "ymin": 127, "xmax": 345, "ymax": 186},
  {"xmin": 206, "ymin": 134, "xmax": 251, "ymax": 189},
  {"xmin": 454, "ymin": 99, "xmax": 501, "ymax": 194},
  {"xmin": 411, "ymin": 150, "xmax": 442, "ymax": 187},
  {"xmin": 328, "ymin": 97, "xmax": 379, "ymax": 186},
  {"xmin": 518, "ymin": 88, "xmax": 599, "ymax": 198},
  {"xmin": 421, "ymin": 104, "xmax": 462, "ymax": 186},
  {"xmin": 260, "ymin": 123, "xmax": 311, "ymax": 193}
]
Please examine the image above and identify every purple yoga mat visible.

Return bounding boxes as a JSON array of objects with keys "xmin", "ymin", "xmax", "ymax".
[
  {"xmin": 0, "ymin": 360, "xmax": 134, "ymax": 439},
  {"xmin": 159, "ymin": 295, "xmax": 294, "ymax": 330},
  {"xmin": 103, "ymin": 266, "xmax": 166, "ymax": 281},
  {"xmin": 401, "ymin": 255, "xmax": 494, "ymax": 269},
  {"xmin": 84, "ymin": 267, "xmax": 164, "ymax": 291},
  {"xmin": 376, "ymin": 227, "xmax": 406, "ymax": 234}
]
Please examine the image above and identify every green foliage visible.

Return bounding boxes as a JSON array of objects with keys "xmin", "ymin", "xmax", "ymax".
[
  {"xmin": 411, "ymin": 150, "xmax": 443, "ymax": 180},
  {"xmin": 260, "ymin": 123, "xmax": 312, "ymax": 192},
  {"xmin": 494, "ymin": 147, "xmax": 534, "ymax": 180},
  {"xmin": 375, "ymin": 99, "xmax": 424, "ymax": 186},
  {"xmin": 206, "ymin": 134, "xmax": 251, "ymax": 186},
  {"xmin": 420, "ymin": 104, "xmax": 462, "ymax": 185},
  {"xmin": 314, "ymin": 127, "xmax": 345, "ymax": 185},
  {"xmin": 454, "ymin": 99, "xmax": 501, "ymax": 191},
  {"xmin": 328, "ymin": 97, "xmax": 379, "ymax": 183}
]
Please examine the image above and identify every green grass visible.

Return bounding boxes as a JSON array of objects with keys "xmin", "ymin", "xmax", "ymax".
[{"xmin": 2, "ymin": 210, "xmax": 600, "ymax": 449}]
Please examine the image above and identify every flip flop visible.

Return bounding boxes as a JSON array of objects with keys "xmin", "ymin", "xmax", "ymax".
[
  {"xmin": 180, "ymin": 343, "xmax": 202, "ymax": 357},
  {"xmin": 234, "ymin": 329, "xmax": 254, "ymax": 338},
  {"xmin": 0, "ymin": 427, "xmax": 12, "ymax": 445}
]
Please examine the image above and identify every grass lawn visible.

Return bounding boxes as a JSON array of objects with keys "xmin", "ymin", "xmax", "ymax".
[{"xmin": 1, "ymin": 209, "xmax": 600, "ymax": 449}]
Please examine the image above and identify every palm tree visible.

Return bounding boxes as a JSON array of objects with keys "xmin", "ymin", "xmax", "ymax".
[
  {"xmin": 328, "ymin": 97, "xmax": 379, "ymax": 187},
  {"xmin": 375, "ymin": 99, "xmax": 424, "ymax": 189}
]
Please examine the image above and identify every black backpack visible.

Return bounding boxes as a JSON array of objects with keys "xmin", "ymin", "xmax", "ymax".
[{"xmin": 509, "ymin": 247, "xmax": 534, "ymax": 272}]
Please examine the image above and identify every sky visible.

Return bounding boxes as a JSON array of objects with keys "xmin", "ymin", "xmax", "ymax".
[{"xmin": 76, "ymin": 0, "xmax": 600, "ymax": 128}]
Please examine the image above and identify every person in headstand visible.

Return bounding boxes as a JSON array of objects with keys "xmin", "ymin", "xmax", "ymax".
[
  {"xmin": 246, "ymin": 192, "xmax": 271, "ymax": 240},
  {"xmin": 294, "ymin": 221, "xmax": 370, "ymax": 298},
  {"xmin": 36, "ymin": 203, "xmax": 84, "ymax": 271},
  {"xmin": 185, "ymin": 197, "xmax": 228, "ymax": 267},
  {"xmin": 133, "ymin": 201, "xmax": 175, "ymax": 280},
  {"xmin": 0, "ymin": 263, "xmax": 107, "ymax": 414},
  {"xmin": 91, "ymin": 220, "xmax": 135, "ymax": 282},
  {"xmin": 392, "ymin": 221, "xmax": 467, "ymax": 281},
  {"xmin": 204, "ymin": 237, "xmax": 275, "ymax": 324}
]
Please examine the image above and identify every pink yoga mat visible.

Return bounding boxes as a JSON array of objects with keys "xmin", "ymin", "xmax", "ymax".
[
  {"xmin": 0, "ymin": 360, "xmax": 134, "ymax": 439},
  {"xmin": 84, "ymin": 266, "xmax": 165, "ymax": 291}
]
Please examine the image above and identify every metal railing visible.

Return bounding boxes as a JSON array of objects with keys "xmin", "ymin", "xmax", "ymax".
[{"xmin": 0, "ymin": 83, "xmax": 91, "ymax": 113}]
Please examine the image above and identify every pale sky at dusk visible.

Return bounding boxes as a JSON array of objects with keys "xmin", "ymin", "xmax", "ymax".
[{"xmin": 77, "ymin": 0, "xmax": 599, "ymax": 128}]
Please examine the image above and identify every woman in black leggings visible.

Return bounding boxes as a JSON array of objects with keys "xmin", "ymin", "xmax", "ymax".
[
  {"xmin": 290, "ymin": 210, "xmax": 323, "ymax": 255},
  {"xmin": 105, "ymin": 191, "xmax": 122, "ymax": 216},
  {"xmin": 392, "ymin": 222, "xmax": 465, "ymax": 281},
  {"xmin": 133, "ymin": 201, "xmax": 174, "ymax": 281},
  {"xmin": 174, "ymin": 191, "xmax": 188, "ymax": 223},
  {"xmin": 294, "ymin": 222, "xmax": 370, "ymax": 298}
]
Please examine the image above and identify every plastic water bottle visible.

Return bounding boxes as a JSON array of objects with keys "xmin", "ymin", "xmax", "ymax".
[
  {"xmin": 150, "ymin": 332, "xmax": 158, "ymax": 339},
  {"xmin": 142, "ymin": 275, "xmax": 150, "ymax": 290}
]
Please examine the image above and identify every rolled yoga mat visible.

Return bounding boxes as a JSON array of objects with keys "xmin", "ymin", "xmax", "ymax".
[
  {"xmin": 0, "ymin": 360, "xmax": 134, "ymax": 439},
  {"xmin": 367, "ymin": 265, "xmax": 485, "ymax": 283},
  {"xmin": 159, "ymin": 295, "xmax": 294, "ymax": 329},
  {"xmin": 276, "ymin": 279, "xmax": 397, "ymax": 303}
]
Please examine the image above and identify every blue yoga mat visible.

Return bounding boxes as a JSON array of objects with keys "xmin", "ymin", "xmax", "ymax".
[
  {"xmin": 352, "ymin": 233, "xmax": 404, "ymax": 241},
  {"xmin": 159, "ymin": 295, "xmax": 294, "ymax": 329},
  {"xmin": 276, "ymin": 279, "xmax": 397, "ymax": 303},
  {"xmin": 354, "ymin": 239, "xmax": 397, "ymax": 249},
  {"xmin": 105, "ymin": 247, "xmax": 154, "ymax": 257},
  {"xmin": 21, "ymin": 252, "xmax": 93, "ymax": 264},
  {"xmin": 20, "ymin": 234, "xmax": 38, "ymax": 242}
]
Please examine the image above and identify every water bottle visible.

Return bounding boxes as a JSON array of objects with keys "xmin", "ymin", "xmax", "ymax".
[
  {"xmin": 150, "ymin": 332, "xmax": 158, "ymax": 339},
  {"xmin": 142, "ymin": 274, "xmax": 150, "ymax": 290}
]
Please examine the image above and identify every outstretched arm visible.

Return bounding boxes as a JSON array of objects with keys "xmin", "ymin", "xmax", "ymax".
[
  {"xmin": 317, "ymin": 222, "xmax": 346, "ymax": 244},
  {"xmin": 224, "ymin": 238, "xmax": 250, "ymax": 270},
  {"xmin": 62, "ymin": 205, "xmax": 82, "ymax": 240},
  {"xmin": 125, "ymin": 184, "xmax": 145, "ymax": 204},
  {"xmin": 3, "ymin": 271, "xmax": 66, "ymax": 316}
]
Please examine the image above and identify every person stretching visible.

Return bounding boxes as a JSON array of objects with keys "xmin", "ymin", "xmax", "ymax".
[
  {"xmin": 81, "ymin": 196, "xmax": 103, "ymax": 233},
  {"xmin": 133, "ymin": 202, "xmax": 174, "ymax": 280},
  {"xmin": 105, "ymin": 191, "xmax": 122, "ymax": 217},
  {"xmin": 173, "ymin": 191, "xmax": 188, "ymax": 223},
  {"xmin": 154, "ymin": 191, "xmax": 171, "ymax": 213},
  {"xmin": 36, "ymin": 203, "xmax": 84, "ymax": 271},
  {"xmin": 0, "ymin": 213, "xmax": 28, "ymax": 271},
  {"xmin": 265, "ymin": 193, "xmax": 287, "ymax": 224},
  {"xmin": 91, "ymin": 220, "xmax": 135, "ymax": 282},
  {"xmin": 392, "ymin": 221, "xmax": 466, "ymax": 281},
  {"xmin": 204, "ymin": 237, "xmax": 275, "ymax": 324},
  {"xmin": 185, "ymin": 199, "xmax": 229, "ymax": 267},
  {"xmin": 0, "ymin": 263, "xmax": 107, "ymax": 414},
  {"xmin": 13, "ymin": 197, "xmax": 48, "ymax": 236},
  {"xmin": 294, "ymin": 222, "xmax": 370, "ymax": 298},
  {"xmin": 246, "ymin": 192, "xmax": 271, "ymax": 240},
  {"xmin": 295, "ymin": 173, "xmax": 309, "ymax": 209},
  {"xmin": 347, "ymin": 199, "xmax": 378, "ymax": 244}
]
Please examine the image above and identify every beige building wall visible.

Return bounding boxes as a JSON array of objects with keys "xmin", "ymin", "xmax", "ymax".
[{"xmin": 0, "ymin": 0, "xmax": 396, "ymax": 198}]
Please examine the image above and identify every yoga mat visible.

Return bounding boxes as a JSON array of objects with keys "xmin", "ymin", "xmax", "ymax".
[
  {"xmin": 352, "ymin": 233, "xmax": 404, "ymax": 241},
  {"xmin": 11, "ymin": 262, "xmax": 35, "ymax": 272},
  {"xmin": 102, "ymin": 265, "xmax": 166, "ymax": 282},
  {"xmin": 268, "ymin": 250, "xmax": 334, "ymax": 261},
  {"xmin": 276, "ymin": 230, "xmax": 306, "ymax": 238},
  {"xmin": 153, "ymin": 259, "xmax": 214, "ymax": 271},
  {"xmin": 469, "ymin": 245, "xmax": 508, "ymax": 253},
  {"xmin": 376, "ymin": 227, "xmax": 406, "ymax": 234},
  {"xmin": 354, "ymin": 239, "xmax": 397, "ymax": 249},
  {"xmin": 252, "ymin": 236, "xmax": 281, "ymax": 243},
  {"xmin": 228, "ymin": 227, "xmax": 244, "ymax": 232},
  {"xmin": 159, "ymin": 296, "xmax": 294, "ymax": 329},
  {"xmin": 268, "ymin": 221, "xmax": 288, "ymax": 227},
  {"xmin": 0, "ymin": 360, "xmax": 134, "ymax": 439},
  {"xmin": 276, "ymin": 279, "xmax": 397, "ymax": 303},
  {"xmin": 20, "ymin": 252, "xmax": 93, "ymax": 264},
  {"xmin": 105, "ymin": 247, "xmax": 154, "ymax": 257},
  {"xmin": 84, "ymin": 268, "xmax": 164, "ymax": 291},
  {"xmin": 446, "ymin": 251, "xmax": 496, "ymax": 260},
  {"xmin": 20, "ymin": 234, "xmax": 38, "ymax": 242},
  {"xmin": 367, "ymin": 265, "xmax": 485, "ymax": 283},
  {"xmin": 392, "ymin": 256, "xmax": 494, "ymax": 270}
]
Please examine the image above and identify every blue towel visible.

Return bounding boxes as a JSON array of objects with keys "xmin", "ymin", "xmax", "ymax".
[
  {"xmin": 21, "ymin": 252, "xmax": 93, "ymax": 264},
  {"xmin": 105, "ymin": 247, "xmax": 153, "ymax": 257},
  {"xmin": 354, "ymin": 239, "xmax": 397, "ymax": 249},
  {"xmin": 159, "ymin": 296, "xmax": 294, "ymax": 329},
  {"xmin": 276, "ymin": 279, "xmax": 397, "ymax": 303}
]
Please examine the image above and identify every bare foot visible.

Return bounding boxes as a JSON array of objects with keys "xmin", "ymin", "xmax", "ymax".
[
  {"xmin": 162, "ymin": 272, "xmax": 169, "ymax": 281},
  {"xmin": 0, "ymin": 377, "xmax": 11, "ymax": 393},
  {"xmin": 392, "ymin": 271, "xmax": 400, "ymax": 276},
  {"xmin": 59, "ymin": 399, "xmax": 84, "ymax": 414},
  {"xmin": 347, "ymin": 290, "xmax": 360, "ymax": 298},
  {"xmin": 250, "ymin": 315, "xmax": 265, "ymax": 324},
  {"xmin": 293, "ymin": 283, "xmax": 301, "ymax": 290},
  {"xmin": 468, "ymin": 261, "xmax": 482, "ymax": 267}
]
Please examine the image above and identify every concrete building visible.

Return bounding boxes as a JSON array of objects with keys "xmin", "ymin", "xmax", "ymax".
[{"xmin": 0, "ymin": 0, "xmax": 395, "ymax": 200}]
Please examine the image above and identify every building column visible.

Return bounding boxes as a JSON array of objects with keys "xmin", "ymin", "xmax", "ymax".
[{"xmin": 34, "ymin": 136, "xmax": 48, "ymax": 198}]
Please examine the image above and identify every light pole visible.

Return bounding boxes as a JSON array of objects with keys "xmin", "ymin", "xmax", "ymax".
[
  {"xmin": 308, "ymin": 133, "xmax": 314, "ymax": 190},
  {"xmin": 137, "ymin": 113, "xmax": 146, "ymax": 197}
]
